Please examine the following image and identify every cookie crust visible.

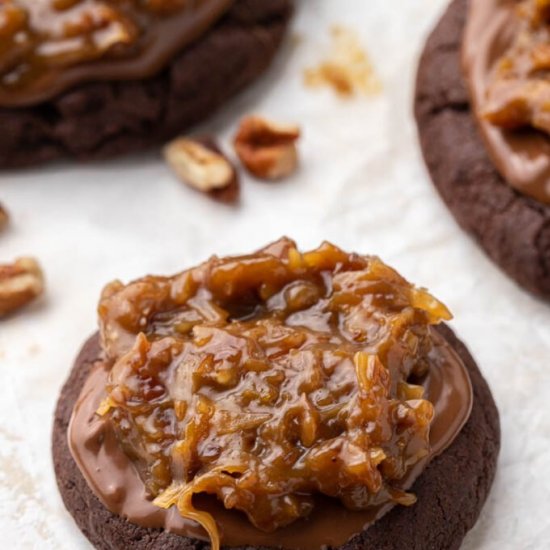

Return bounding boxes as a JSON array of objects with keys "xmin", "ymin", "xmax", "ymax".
[
  {"xmin": 415, "ymin": 0, "xmax": 550, "ymax": 299},
  {"xmin": 53, "ymin": 324, "xmax": 500, "ymax": 550},
  {"xmin": 0, "ymin": 0, "xmax": 291, "ymax": 168}
]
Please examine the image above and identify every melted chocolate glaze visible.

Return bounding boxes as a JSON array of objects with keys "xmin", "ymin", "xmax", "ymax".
[
  {"xmin": 463, "ymin": 0, "xmax": 550, "ymax": 204},
  {"xmin": 68, "ymin": 329, "xmax": 472, "ymax": 550}
]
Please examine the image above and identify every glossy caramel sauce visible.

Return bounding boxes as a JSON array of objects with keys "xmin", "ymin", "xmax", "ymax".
[
  {"xmin": 0, "ymin": 0, "xmax": 234, "ymax": 106},
  {"xmin": 463, "ymin": 0, "xmax": 550, "ymax": 203},
  {"xmin": 69, "ymin": 238, "xmax": 473, "ymax": 550}
]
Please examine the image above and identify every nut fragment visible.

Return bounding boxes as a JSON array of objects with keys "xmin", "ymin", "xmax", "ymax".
[
  {"xmin": 233, "ymin": 116, "xmax": 301, "ymax": 181},
  {"xmin": 0, "ymin": 203, "xmax": 8, "ymax": 232},
  {"xmin": 163, "ymin": 137, "xmax": 239, "ymax": 203},
  {"xmin": 304, "ymin": 25, "xmax": 382, "ymax": 98},
  {"xmin": 0, "ymin": 257, "xmax": 44, "ymax": 318}
]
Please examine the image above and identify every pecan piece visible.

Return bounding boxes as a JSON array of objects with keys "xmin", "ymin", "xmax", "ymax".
[
  {"xmin": 233, "ymin": 116, "xmax": 301, "ymax": 181},
  {"xmin": 0, "ymin": 258, "xmax": 44, "ymax": 318},
  {"xmin": 164, "ymin": 137, "xmax": 239, "ymax": 203}
]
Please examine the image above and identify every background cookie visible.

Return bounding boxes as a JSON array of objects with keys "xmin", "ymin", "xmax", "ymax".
[
  {"xmin": 415, "ymin": 0, "xmax": 550, "ymax": 299},
  {"xmin": 0, "ymin": 0, "xmax": 291, "ymax": 168},
  {"xmin": 53, "ymin": 324, "xmax": 500, "ymax": 550}
]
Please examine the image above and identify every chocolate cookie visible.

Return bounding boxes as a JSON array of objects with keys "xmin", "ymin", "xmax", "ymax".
[
  {"xmin": 53, "ymin": 324, "xmax": 500, "ymax": 550},
  {"xmin": 0, "ymin": 0, "xmax": 291, "ymax": 168},
  {"xmin": 414, "ymin": 0, "xmax": 550, "ymax": 299}
]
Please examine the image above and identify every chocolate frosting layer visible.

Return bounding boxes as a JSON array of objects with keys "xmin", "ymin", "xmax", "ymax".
[
  {"xmin": 462, "ymin": 0, "xmax": 550, "ymax": 204},
  {"xmin": 0, "ymin": 0, "xmax": 234, "ymax": 108},
  {"xmin": 68, "ymin": 329, "xmax": 473, "ymax": 550}
]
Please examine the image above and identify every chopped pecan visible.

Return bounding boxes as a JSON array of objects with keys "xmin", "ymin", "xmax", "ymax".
[
  {"xmin": 233, "ymin": 116, "xmax": 301, "ymax": 181},
  {"xmin": 0, "ymin": 258, "xmax": 44, "ymax": 318},
  {"xmin": 164, "ymin": 137, "xmax": 239, "ymax": 203}
]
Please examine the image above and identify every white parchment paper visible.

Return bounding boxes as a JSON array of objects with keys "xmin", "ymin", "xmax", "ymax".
[{"xmin": 1, "ymin": 1, "xmax": 549, "ymax": 548}]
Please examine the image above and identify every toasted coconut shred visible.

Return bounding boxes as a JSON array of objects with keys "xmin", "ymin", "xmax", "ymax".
[{"xmin": 96, "ymin": 238, "xmax": 452, "ymax": 550}]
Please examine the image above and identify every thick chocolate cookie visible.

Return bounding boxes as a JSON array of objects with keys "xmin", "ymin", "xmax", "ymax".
[
  {"xmin": 415, "ymin": 0, "xmax": 550, "ymax": 299},
  {"xmin": 53, "ymin": 324, "xmax": 500, "ymax": 550},
  {"xmin": 0, "ymin": 0, "xmax": 291, "ymax": 168}
]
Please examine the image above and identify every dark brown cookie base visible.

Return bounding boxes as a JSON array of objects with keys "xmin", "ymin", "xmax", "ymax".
[
  {"xmin": 53, "ymin": 324, "xmax": 500, "ymax": 550},
  {"xmin": 415, "ymin": 0, "xmax": 550, "ymax": 299},
  {"xmin": 0, "ymin": 0, "xmax": 291, "ymax": 168}
]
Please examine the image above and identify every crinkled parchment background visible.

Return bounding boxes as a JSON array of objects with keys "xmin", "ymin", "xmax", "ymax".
[{"xmin": 1, "ymin": 1, "xmax": 549, "ymax": 548}]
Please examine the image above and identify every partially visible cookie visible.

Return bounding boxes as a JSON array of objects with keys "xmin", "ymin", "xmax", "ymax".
[
  {"xmin": 53, "ymin": 324, "xmax": 500, "ymax": 550},
  {"xmin": 415, "ymin": 0, "xmax": 550, "ymax": 299},
  {"xmin": 0, "ymin": 0, "xmax": 291, "ymax": 168}
]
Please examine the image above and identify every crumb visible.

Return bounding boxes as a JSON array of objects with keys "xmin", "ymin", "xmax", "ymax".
[{"xmin": 304, "ymin": 25, "xmax": 382, "ymax": 98}]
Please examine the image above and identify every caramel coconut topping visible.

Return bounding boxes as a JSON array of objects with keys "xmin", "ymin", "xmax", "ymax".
[
  {"xmin": 0, "ymin": 0, "xmax": 233, "ymax": 107},
  {"xmin": 69, "ymin": 238, "xmax": 473, "ymax": 550},
  {"xmin": 463, "ymin": 0, "xmax": 550, "ymax": 203},
  {"xmin": 483, "ymin": 0, "xmax": 550, "ymax": 136}
]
